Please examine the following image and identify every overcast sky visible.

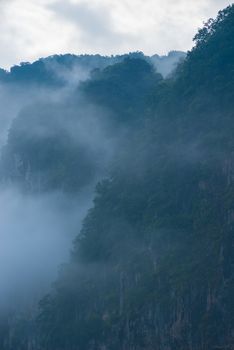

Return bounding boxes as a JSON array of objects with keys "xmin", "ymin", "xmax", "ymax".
[{"xmin": 0, "ymin": 0, "xmax": 231, "ymax": 69}]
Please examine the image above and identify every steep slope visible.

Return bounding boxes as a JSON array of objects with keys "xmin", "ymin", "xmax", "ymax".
[
  {"xmin": 33, "ymin": 6, "xmax": 234, "ymax": 350},
  {"xmin": 0, "ymin": 5, "xmax": 233, "ymax": 350}
]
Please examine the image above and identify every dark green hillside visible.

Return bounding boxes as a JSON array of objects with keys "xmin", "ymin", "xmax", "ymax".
[
  {"xmin": 33, "ymin": 5, "xmax": 234, "ymax": 350},
  {"xmin": 81, "ymin": 58, "xmax": 162, "ymax": 125},
  {"xmin": 0, "ymin": 5, "xmax": 234, "ymax": 350}
]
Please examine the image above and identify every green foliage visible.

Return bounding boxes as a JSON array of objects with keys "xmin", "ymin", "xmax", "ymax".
[
  {"xmin": 81, "ymin": 57, "xmax": 162, "ymax": 125},
  {"xmin": 3, "ymin": 4, "xmax": 234, "ymax": 350}
]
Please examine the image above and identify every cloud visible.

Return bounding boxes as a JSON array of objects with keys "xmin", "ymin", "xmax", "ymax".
[
  {"xmin": 48, "ymin": 0, "xmax": 137, "ymax": 55},
  {"xmin": 50, "ymin": 1, "xmax": 125, "ymax": 43},
  {"xmin": 0, "ymin": 0, "xmax": 231, "ymax": 68}
]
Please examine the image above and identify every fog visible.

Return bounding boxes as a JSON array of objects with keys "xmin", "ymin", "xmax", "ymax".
[
  {"xmin": 0, "ymin": 63, "xmax": 116, "ymax": 315},
  {"xmin": 0, "ymin": 82, "xmax": 68, "ymax": 148},
  {"xmin": 0, "ymin": 53, "xmax": 181, "ymax": 317},
  {"xmin": 0, "ymin": 187, "xmax": 94, "ymax": 313}
]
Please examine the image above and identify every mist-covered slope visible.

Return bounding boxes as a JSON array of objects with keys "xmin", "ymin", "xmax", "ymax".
[
  {"xmin": 0, "ymin": 52, "xmax": 165, "ymax": 314},
  {"xmin": 0, "ymin": 51, "xmax": 183, "ymax": 193},
  {"xmin": 0, "ymin": 5, "xmax": 234, "ymax": 350},
  {"xmin": 34, "ymin": 6, "xmax": 233, "ymax": 350},
  {"xmin": 0, "ymin": 57, "xmax": 163, "ymax": 193}
]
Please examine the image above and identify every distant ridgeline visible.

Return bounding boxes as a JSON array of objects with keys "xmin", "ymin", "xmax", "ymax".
[
  {"xmin": 0, "ymin": 51, "xmax": 185, "ymax": 85},
  {"xmin": 0, "ymin": 4, "xmax": 234, "ymax": 350}
]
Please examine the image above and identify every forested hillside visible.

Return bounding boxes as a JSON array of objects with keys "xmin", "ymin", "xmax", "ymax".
[
  {"xmin": 0, "ymin": 52, "xmax": 183, "ymax": 193},
  {"xmin": 0, "ymin": 5, "xmax": 234, "ymax": 350},
  {"xmin": 0, "ymin": 51, "xmax": 185, "ymax": 86}
]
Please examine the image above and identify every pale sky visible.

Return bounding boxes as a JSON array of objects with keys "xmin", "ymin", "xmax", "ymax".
[{"xmin": 0, "ymin": 0, "xmax": 232, "ymax": 69}]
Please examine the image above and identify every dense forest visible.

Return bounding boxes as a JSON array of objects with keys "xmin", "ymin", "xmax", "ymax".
[{"xmin": 0, "ymin": 5, "xmax": 234, "ymax": 350}]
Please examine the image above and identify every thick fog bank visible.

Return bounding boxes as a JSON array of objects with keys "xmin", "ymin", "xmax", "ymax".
[{"xmin": 0, "ymin": 186, "xmax": 94, "ymax": 312}]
